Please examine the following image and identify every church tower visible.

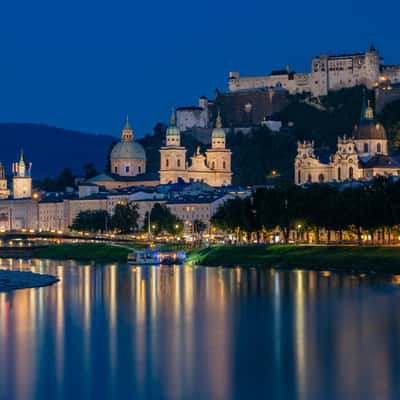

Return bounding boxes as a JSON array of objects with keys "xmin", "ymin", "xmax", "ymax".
[
  {"xmin": 12, "ymin": 150, "xmax": 32, "ymax": 199},
  {"xmin": 0, "ymin": 162, "xmax": 9, "ymax": 199},
  {"xmin": 205, "ymin": 113, "xmax": 232, "ymax": 186},
  {"xmin": 159, "ymin": 110, "xmax": 187, "ymax": 184}
]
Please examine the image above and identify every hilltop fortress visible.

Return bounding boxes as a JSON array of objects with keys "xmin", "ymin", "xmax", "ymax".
[{"xmin": 229, "ymin": 46, "xmax": 400, "ymax": 97}]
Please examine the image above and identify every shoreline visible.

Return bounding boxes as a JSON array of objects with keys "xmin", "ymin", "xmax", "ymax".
[
  {"xmin": 187, "ymin": 245, "xmax": 400, "ymax": 274},
  {"xmin": 0, "ymin": 270, "xmax": 59, "ymax": 292}
]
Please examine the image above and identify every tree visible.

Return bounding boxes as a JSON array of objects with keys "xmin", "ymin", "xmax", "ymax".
[
  {"xmin": 111, "ymin": 203, "xmax": 139, "ymax": 233},
  {"xmin": 148, "ymin": 203, "xmax": 183, "ymax": 235},
  {"xmin": 71, "ymin": 210, "xmax": 110, "ymax": 232}
]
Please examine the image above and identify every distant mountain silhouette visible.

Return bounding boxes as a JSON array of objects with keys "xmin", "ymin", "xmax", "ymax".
[{"xmin": 0, "ymin": 123, "xmax": 117, "ymax": 178}]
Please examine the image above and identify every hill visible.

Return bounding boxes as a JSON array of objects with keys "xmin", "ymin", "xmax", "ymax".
[{"xmin": 0, "ymin": 123, "xmax": 116, "ymax": 178}]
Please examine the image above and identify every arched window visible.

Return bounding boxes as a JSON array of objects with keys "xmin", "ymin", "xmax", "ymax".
[
  {"xmin": 349, "ymin": 167, "xmax": 353, "ymax": 179},
  {"xmin": 177, "ymin": 159, "xmax": 181, "ymax": 168},
  {"xmin": 166, "ymin": 159, "xmax": 169, "ymax": 168},
  {"xmin": 212, "ymin": 161, "xmax": 215, "ymax": 169},
  {"xmin": 377, "ymin": 143, "xmax": 381, "ymax": 153},
  {"xmin": 338, "ymin": 167, "xmax": 341, "ymax": 181},
  {"xmin": 298, "ymin": 170, "xmax": 301, "ymax": 184},
  {"xmin": 307, "ymin": 174, "xmax": 312, "ymax": 182},
  {"xmin": 223, "ymin": 161, "xmax": 226, "ymax": 169},
  {"xmin": 318, "ymin": 174, "xmax": 324, "ymax": 183},
  {"xmin": 138, "ymin": 166, "xmax": 142, "ymax": 174},
  {"xmin": 114, "ymin": 166, "xmax": 118, "ymax": 173},
  {"xmin": 125, "ymin": 166, "xmax": 130, "ymax": 173},
  {"xmin": 364, "ymin": 143, "xmax": 369, "ymax": 153}
]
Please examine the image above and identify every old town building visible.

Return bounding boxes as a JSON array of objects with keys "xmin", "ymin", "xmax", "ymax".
[
  {"xmin": 160, "ymin": 111, "xmax": 232, "ymax": 186},
  {"xmin": 295, "ymin": 95, "xmax": 400, "ymax": 184}
]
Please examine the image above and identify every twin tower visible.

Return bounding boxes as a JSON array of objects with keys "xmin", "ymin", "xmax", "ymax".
[{"xmin": 159, "ymin": 111, "xmax": 232, "ymax": 186}]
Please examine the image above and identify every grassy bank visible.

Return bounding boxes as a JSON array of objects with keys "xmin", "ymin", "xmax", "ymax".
[
  {"xmin": 34, "ymin": 243, "xmax": 136, "ymax": 262},
  {"xmin": 188, "ymin": 245, "xmax": 400, "ymax": 273}
]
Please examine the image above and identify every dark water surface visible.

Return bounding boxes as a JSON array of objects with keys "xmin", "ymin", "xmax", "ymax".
[{"xmin": 0, "ymin": 259, "xmax": 400, "ymax": 400}]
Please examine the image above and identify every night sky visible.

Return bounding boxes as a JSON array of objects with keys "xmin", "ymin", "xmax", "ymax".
[{"xmin": 0, "ymin": 0, "xmax": 398, "ymax": 137}]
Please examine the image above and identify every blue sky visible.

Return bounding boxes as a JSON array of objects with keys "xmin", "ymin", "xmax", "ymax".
[{"xmin": 0, "ymin": 0, "xmax": 399, "ymax": 137}]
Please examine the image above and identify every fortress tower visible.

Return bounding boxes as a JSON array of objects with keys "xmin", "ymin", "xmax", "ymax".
[{"xmin": 12, "ymin": 150, "xmax": 32, "ymax": 199}]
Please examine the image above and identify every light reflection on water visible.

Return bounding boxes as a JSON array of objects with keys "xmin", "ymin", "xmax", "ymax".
[{"xmin": 0, "ymin": 259, "xmax": 399, "ymax": 400}]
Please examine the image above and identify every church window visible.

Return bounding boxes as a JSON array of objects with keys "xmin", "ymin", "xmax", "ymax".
[
  {"xmin": 138, "ymin": 166, "xmax": 142, "ymax": 174},
  {"xmin": 377, "ymin": 143, "xmax": 381, "ymax": 153},
  {"xmin": 177, "ymin": 159, "xmax": 181, "ymax": 167},
  {"xmin": 364, "ymin": 143, "xmax": 369, "ymax": 153},
  {"xmin": 114, "ymin": 166, "xmax": 118, "ymax": 173},
  {"xmin": 307, "ymin": 174, "xmax": 312, "ymax": 183},
  {"xmin": 212, "ymin": 161, "xmax": 215, "ymax": 169},
  {"xmin": 223, "ymin": 161, "xmax": 226, "ymax": 169},
  {"xmin": 338, "ymin": 167, "xmax": 341, "ymax": 181},
  {"xmin": 298, "ymin": 170, "xmax": 301, "ymax": 184},
  {"xmin": 349, "ymin": 167, "xmax": 354, "ymax": 179},
  {"xmin": 126, "ymin": 166, "xmax": 130, "ymax": 173},
  {"xmin": 318, "ymin": 174, "xmax": 324, "ymax": 183},
  {"xmin": 166, "ymin": 159, "xmax": 169, "ymax": 168}
]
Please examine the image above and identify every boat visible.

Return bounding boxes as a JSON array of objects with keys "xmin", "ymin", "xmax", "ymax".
[{"xmin": 128, "ymin": 249, "xmax": 186, "ymax": 265}]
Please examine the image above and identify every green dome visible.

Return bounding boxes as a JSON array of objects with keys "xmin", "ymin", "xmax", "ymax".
[
  {"xmin": 166, "ymin": 125, "xmax": 181, "ymax": 136},
  {"xmin": 110, "ymin": 141, "xmax": 146, "ymax": 160},
  {"xmin": 166, "ymin": 110, "xmax": 180, "ymax": 136},
  {"xmin": 212, "ymin": 112, "xmax": 225, "ymax": 139},
  {"xmin": 212, "ymin": 127, "xmax": 225, "ymax": 139}
]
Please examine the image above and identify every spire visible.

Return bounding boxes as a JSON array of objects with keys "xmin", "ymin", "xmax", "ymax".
[
  {"xmin": 170, "ymin": 108, "xmax": 177, "ymax": 126},
  {"xmin": 124, "ymin": 114, "xmax": 132, "ymax": 131},
  {"xmin": 19, "ymin": 149, "xmax": 24, "ymax": 163},
  {"xmin": 121, "ymin": 115, "xmax": 133, "ymax": 142},
  {"xmin": 360, "ymin": 91, "xmax": 375, "ymax": 123},
  {"xmin": 215, "ymin": 111, "xmax": 222, "ymax": 129}
]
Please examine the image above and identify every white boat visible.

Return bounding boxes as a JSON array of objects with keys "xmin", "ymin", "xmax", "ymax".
[
  {"xmin": 128, "ymin": 249, "xmax": 186, "ymax": 265},
  {"xmin": 128, "ymin": 249, "xmax": 158, "ymax": 265}
]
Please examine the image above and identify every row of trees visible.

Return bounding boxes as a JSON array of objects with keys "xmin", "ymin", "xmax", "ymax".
[
  {"xmin": 71, "ymin": 203, "xmax": 184, "ymax": 235},
  {"xmin": 212, "ymin": 177, "xmax": 400, "ymax": 244}
]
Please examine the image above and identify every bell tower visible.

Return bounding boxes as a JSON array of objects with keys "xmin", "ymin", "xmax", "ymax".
[
  {"xmin": 205, "ymin": 113, "xmax": 232, "ymax": 186},
  {"xmin": 12, "ymin": 150, "xmax": 32, "ymax": 199},
  {"xmin": 159, "ymin": 110, "xmax": 187, "ymax": 184},
  {"xmin": 0, "ymin": 162, "xmax": 9, "ymax": 199}
]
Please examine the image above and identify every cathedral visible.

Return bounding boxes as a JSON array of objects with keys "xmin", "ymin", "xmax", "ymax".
[
  {"xmin": 160, "ymin": 111, "xmax": 232, "ymax": 186},
  {"xmin": 295, "ymin": 95, "xmax": 400, "ymax": 184}
]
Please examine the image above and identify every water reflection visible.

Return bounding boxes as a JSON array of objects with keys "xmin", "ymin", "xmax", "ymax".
[{"xmin": 0, "ymin": 259, "xmax": 399, "ymax": 400}]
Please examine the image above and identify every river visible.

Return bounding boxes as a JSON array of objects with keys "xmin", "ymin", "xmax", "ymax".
[{"xmin": 0, "ymin": 259, "xmax": 399, "ymax": 400}]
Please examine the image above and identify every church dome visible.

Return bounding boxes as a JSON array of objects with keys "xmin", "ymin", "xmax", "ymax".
[
  {"xmin": 212, "ymin": 113, "xmax": 225, "ymax": 139},
  {"xmin": 110, "ymin": 141, "xmax": 146, "ymax": 160},
  {"xmin": 353, "ymin": 96, "xmax": 387, "ymax": 140},
  {"xmin": 166, "ymin": 110, "xmax": 180, "ymax": 136},
  {"xmin": 110, "ymin": 116, "xmax": 146, "ymax": 160}
]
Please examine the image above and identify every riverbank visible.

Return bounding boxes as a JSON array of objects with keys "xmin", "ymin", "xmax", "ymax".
[
  {"xmin": 187, "ymin": 245, "xmax": 400, "ymax": 273},
  {"xmin": 34, "ymin": 243, "xmax": 136, "ymax": 262},
  {"xmin": 0, "ymin": 270, "xmax": 59, "ymax": 292}
]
